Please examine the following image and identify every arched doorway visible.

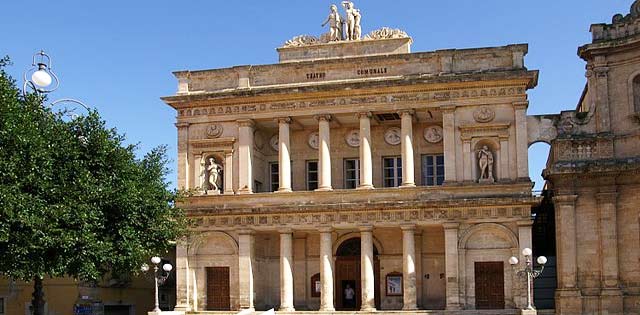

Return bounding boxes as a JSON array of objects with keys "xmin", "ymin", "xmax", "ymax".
[{"xmin": 334, "ymin": 238, "xmax": 381, "ymax": 310}]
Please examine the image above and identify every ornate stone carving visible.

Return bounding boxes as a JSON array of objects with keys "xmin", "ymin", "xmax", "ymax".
[
  {"xmin": 346, "ymin": 129, "xmax": 360, "ymax": 147},
  {"xmin": 384, "ymin": 127, "xmax": 401, "ymax": 146},
  {"xmin": 321, "ymin": 4, "xmax": 343, "ymax": 42},
  {"xmin": 270, "ymin": 135, "xmax": 279, "ymax": 152},
  {"xmin": 308, "ymin": 132, "xmax": 320, "ymax": 149},
  {"xmin": 206, "ymin": 124, "xmax": 223, "ymax": 138},
  {"xmin": 473, "ymin": 106, "xmax": 496, "ymax": 123},
  {"xmin": 283, "ymin": 35, "xmax": 319, "ymax": 48},
  {"xmin": 364, "ymin": 27, "xmax": 409, "ymax": 40},
  {"xmin": 202, "ymin": 157, "xmax": 223, "ymax": 194},
  {"xmin": 342, "ymin": 1, "xmax": 362, "ymax": 41},
  {"xmin": 477, "ymin": 146, "xmax": 495, "ymax": 183},
  {"xmin": 423, "ymin": 126, "xmax": 443, "ymax": 144}
]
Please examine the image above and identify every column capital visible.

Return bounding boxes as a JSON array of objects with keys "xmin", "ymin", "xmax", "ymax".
[
  {"xmin": 553, "ymin": 194, "xmax": 578, "ymax": 205},
  {"xmin": 443, "ymin": 222, "xmax": 460, "ymax": 230},
  {"xmin": 314, "ymin": 114, "xmax": 333, "ymax": 122},
  {"xmin": 175, "ymin": 122, "xmax": 191, "ymax": 128},
  {"xmin": 356, "ymin": 111, "xmax": 373, "ymax": 119},
  {"xmin": 398, "ymin": 109, "xmax": 416, "ymax": 116},
  {"xmin": 595, "ymin": 192, "xmax": 618, "ymax": 203},
  {"xmin": 237, "ymin": 119, "xmax": 255, "ymax": 128},
  {"xmin": 513, "ymin": 101, "xmax": 529, "ymax": 110},
  {"xmin": 238, "ymin": 229, "xmax": 255, "ymax": 236},
  {"xmin": 276, "ymin": 117, "xmax": 292, "ymax": 124},
  {"xmin": 440, "ymin": 104, "xmax": 457, "ymax": 113},
  {"xmin": 279, "ymin": 228, "xmax": 294, "ymax": 234},
  {"xmin": 401, "ymin": 224, "xmax": 417, "ymax": 231},
  {"xmin": 359, "ymin": 225, "xmax": 374, "ymax": 232},
  {"xmin": 318, "ymin": 226, "xmax": 334, "ymax": 233},
  {"xmin": 517, "ymin": 219, "xmax": 534, "ymax": 227}
]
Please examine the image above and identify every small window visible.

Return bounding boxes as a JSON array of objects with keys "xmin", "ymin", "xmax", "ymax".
[
  {"xmin": 382, "ymin": 156, "xmax": 402, "ymax": 187},
  {"xmin": 306, "ymin": 160, "xmax": 319, "ymax": 191},
  {"xmin": 344, "ymin": 159, "xmax": 360, "ymax": 189},
  {"xmin": 269, "ymin": 162, "xmax": 279, "ymax": 192},
  {"xmin": 310, "ymin": 273, "xmax": 321, "ymax": 297},
  {"xmin": 421, "ymin": 155, "xmax": 445, "ymax": 186},
  {"xmin": 634, "ymin": 75, "xmax": 640, "ymax": 113}
]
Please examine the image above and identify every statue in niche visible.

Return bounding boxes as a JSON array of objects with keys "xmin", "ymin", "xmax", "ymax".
[
  {"xmin": 342, "ymin": 1, "xmax": 362, "ymax": 40},
  {"xmin": 204, "ymin": 157, "xmax": 223, "ymax": 192},
  {"xmin": 322, "ymin": 4, "xmax": 343, "ymax": 41},
  {"xmin": 477, "ymin": 146, "xmax": 495, "ymax": 183}
]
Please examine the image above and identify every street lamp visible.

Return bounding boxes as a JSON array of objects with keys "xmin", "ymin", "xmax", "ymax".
[
  {"xmin": 141, "ymin": 257, "xmax": 173, "ymax": 313},
  {"xmin": 509, "ymin": 248, "xmax": 547, "ymax": 313},
  {"xmin": 23, "ymin": 50, "xmax": 89, "ymax": 116}
]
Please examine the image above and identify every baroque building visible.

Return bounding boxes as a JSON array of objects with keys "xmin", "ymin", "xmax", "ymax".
[{"xmin": 162, "ymin": 2, "xmax": 640, "ymax": 314}]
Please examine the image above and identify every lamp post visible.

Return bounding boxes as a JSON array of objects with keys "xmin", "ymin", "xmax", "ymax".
[
  {"xmin": 23, "ymin": 50, "xmax": 89, "ymax": 116},
  {"xmin": 141, "ymin": 257, "xmax": 173, "ymax": 313},
  {"xmin": 509, "ymin": 248, "xmax": 547, "ymax": 314}
]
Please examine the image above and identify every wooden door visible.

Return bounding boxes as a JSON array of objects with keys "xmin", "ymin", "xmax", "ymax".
[
  {"xmin": 474, "ymin": 262, "xmax": 505, "ymax": 309},
  {"xmin": 206, "ymin": 267, "xmax": 230, "ymax": 311},
  {"xmin": 335, "ymin": 257, "xmax": 360, "ymax": 310}
]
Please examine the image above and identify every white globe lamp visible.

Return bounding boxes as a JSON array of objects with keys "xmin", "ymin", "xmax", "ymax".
[
  {"xmin": 508, "ymin": 256, "xmax": 519, "ymax": 265},
  {"xmin": 537, "ymin": 256, "xmax": 548, "ymax": 265},
  {"xmin": 522, "ymin": 247, "xmax": 533, "ymax": 257},
  {"xmin": 31, "ymin": 69, "xmax": 52, "ymax": 87},
  {"xmin": 151, "ymin": 256, "xmax": 162, "ymax": 265},
  {"xmin": 163, "ymin": 264, "xmax": 173, "ymax": 272}
]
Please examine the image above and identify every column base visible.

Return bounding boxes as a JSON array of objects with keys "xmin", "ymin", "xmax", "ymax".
[
  {"xmin": 276, "ymin": 188, "xmax": 293, "ymax": 193},
  {"xmin": 401, "ymin": 183, "xmax": 416, "ymax": 188},
  {"xmin": 519, "ymin": 309, "xmax": 537, "ymax": 315},
  {"xmin": 315, "ymin": 187, "xmax": 333, "ymax": 192},
  {"xmin": 237, "ymin": 189, "xmax": 253, "ymax": 195},
  {"xmin": 402, "ymin": 306, "xmax": 418, "ymax": 311},
  {"xmin": 224, "ymin": 190, "xmax": 235, "ymax": 195},
  {"xmin": 360, "ymin": 306, "xmax": 376, "ymax": 312},
  {"xmin": 279, "ymin": 306, "xmax": 295, "ymax": 312},
  {"xmin": 555, "ymin": 288, "xmax": 582, "ymax": 315},
  {"xmin": 357, "ymin": 184, "xmax": 375, "ymax": 190},
  {"xmin": 319, "ymin": 307, "xmax": 335, "ymax": 312},
  {"xmin": 173, "ymin": 304, "xmax": 191, "ymax": 312}
]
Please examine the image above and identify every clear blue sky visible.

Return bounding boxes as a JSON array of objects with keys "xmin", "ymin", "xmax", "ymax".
[{"xmin": 1, "ymin": 0, "xmax": 632, "ymax": 191}]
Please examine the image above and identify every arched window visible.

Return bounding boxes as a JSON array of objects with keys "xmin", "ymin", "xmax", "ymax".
[{"xmin": 633, "ymin": 75, "xmax": 640, "ymax": 113}]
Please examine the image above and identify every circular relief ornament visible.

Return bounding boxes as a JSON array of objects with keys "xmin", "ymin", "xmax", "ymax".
[
  {"xmin": 473, "ymin": 106, "xmax": 496, "ymax": 123},
  {"xmin": 384, "ymin": 127, "xmax": 402, "ymax": 146},
  {"xmin": 345, "ymin": 130, "xmax": 360, "ymax": 147},
  {"xmin": 424, "ymin": 126, "xmax": 443, "ymax": 143},
  {"xmin": 206, "ymin": 124, "xmax": 223, "ymax": 138},
  {"xmin": 270, "ymin": 135, "xmax": 279, "ymax": 152},
  {"xmin": 308, "ymin": 132, "xmax": 320, "ymax": 150}
]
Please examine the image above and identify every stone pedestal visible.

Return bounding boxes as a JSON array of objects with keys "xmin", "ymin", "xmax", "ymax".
[
  {"xmin": 277, "ymin": 37, "xmax": 412, "ymax": 63},
  {"xmin": 519, "ymin": 309, "xmax": 537, "ymax": 315}
]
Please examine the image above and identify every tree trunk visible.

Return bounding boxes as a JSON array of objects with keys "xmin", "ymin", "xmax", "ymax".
[{"xmin": 32, "ymin": 277, "xmax": 45, "ymax": 315}]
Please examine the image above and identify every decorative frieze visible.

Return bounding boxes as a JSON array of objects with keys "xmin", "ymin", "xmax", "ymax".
[{"xmin": 176, "ymin": 86, "xmax": 527, "ymax": 118}]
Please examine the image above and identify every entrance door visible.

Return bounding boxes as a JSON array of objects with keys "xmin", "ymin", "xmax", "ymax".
[
  {"xmin": 334, "ymin": 238, "xmax": 380, "ymax": 310},
  {"xmin": 206, "ymin": 267, "xmax": 230, "ymax": 311},
  {"xmin": 475, "ymin": 262, "xmax": 505, "ymax": 309}
]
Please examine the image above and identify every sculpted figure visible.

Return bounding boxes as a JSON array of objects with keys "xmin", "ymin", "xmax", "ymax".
[
  {"xmin": 477, "ymin": 146, "xmax": 494, "ymax": 182},
  {"xmin": 206, "ymin": 157, "xmax": 223, "ymax": 191},
  {"xmin": 322, "ymin": 4, "xmax": 343, "ymax": 41},
  {"xmin": 342, "ymin": 1, "xmax": 361, "ymax": 40}
]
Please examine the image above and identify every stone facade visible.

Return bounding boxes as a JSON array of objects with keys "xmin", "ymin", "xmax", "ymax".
[
  {"xmin": 163, "ymin": 27, "xmax": 541, "ymax": 313},
  {"xmin": 539, "ymin": 2, "xmax": 640, "ymax": 314}
]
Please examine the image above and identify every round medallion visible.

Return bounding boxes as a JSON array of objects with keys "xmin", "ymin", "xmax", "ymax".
[
  {"xmin": 270, "ymin": 135, "xmax": 279, "ymax": 152},
  {"xmin": 424, "ymin": 126, "xmax": 443, "ymax": 143},
  {"xmin": 384, "ymin": 127, "xmax": 402, "ymax": 146},
  {"xmin": 345, "ymin": 130, "xmax": 360, "ymax": 147},
  {"xmin": 473, "ymin": 106, "xmax": 495, "ymax": 123},
  {"xmin": 206, "ymin": 124, "xmax": 223, "ymax": 138},
  {"xmin": 308, "ymin": 132, "xmax": 320, "ymax": 150}
]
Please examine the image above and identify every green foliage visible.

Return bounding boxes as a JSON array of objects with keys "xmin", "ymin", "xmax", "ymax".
[{"xmin": 0, "ymin": 58, "xmax": 186, "ymax": 282}]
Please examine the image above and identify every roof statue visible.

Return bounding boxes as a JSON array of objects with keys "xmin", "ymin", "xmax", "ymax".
[{"xmin": 282, "ymin": 2, "xmax": 410, "ymax": 48}]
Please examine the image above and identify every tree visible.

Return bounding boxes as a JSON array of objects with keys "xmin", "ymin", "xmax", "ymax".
[{"xmin": 0, "ymin": 57, "xmax": 187, "ymax": 315}]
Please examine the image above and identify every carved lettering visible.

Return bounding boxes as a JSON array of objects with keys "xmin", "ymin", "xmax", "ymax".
[
  {"xmin": 357, "ymin": 67, "xmax": 388, "ymax": 76},
  {"xmin": 306, "ymin": 72, "xmax": 326, "ymax": 80}
]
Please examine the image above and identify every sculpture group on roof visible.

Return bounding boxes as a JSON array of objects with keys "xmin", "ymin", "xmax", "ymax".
[{"xmin": 283, "ymin": 2, "xmax": 409, "ymax": 48}]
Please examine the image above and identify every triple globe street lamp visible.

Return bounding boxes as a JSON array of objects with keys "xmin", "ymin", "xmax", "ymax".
[
  {"xmin": 509, "ymin": 247, "xmax": 547, "ymax": 313},
  {"xmin": 141, "ymin": 257, "xmax": 173, "ymax": 313}
]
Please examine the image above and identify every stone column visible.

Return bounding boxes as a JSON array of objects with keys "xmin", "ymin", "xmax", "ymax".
[
  {"xmin": 513, "ymin": 102, "xmax": 529, "ymax": 181},
  {"xmin": 400, "ymin": 110, "xmax": 416, "ymax": 187},
  {"xmin": 174, "ymin": 242, "xmax": 191, "ymax": 311},
  {"xmin": 592, "ymin": 59, "xmax": 612, "ymax": 133},
  {"xmin": 277, "ymin": 117, "xmax": 293, "ymax": 192},
  {"xmin": 279, "ymin": 230, "xmax": 295, "ymax": 311},
  {"xmin": 462, "ymin": 138, "xmax": 473, "ymax": 182},
  {"xmin": 442, "ymin": 105, "xmax": 457, "ymax": 183},
  {"xmin": 360, "ymin": 226, "xmax": 376, "ymax": 311},
  {"xmin": 499, "ymin": 136, "xmax": 510, "ymax": 181},
  {"xmin": 553, "ymin": 195, "xmax": 582, "ymax": 315},
  {"xmin": 237, "ymin": 119, "xmax": 255, "ymax": 194},
  {"xmin": 402, "ymin": 225, "xmax": 418, "ymax": 310},
  {"xmin": 224, "ymin": 150, "xmax": 234, "ymax": 194},
  {"xmin": 176, "ymin": 122, "xmax": 190, "ymax": 190},
  {"xmin": 238, "ymin": 230, "xmax": 255, "ymax": 311},
  {"xmin": 358, "ymin": 112, "xmax": 374, "ymax": 189},
  {"xmin": 596, "ymin": 191, "xmax": 624, "ymax": 313},
  {"xmin": 319, "ymin": 227, "xmax": 335, "ymax": 311},
  {"xmin": 517, "ymin": 220, "xmax": 534, "ymax": 309},
  {"xmin": 443, "ymin": 223, "xmax": 461, "ymax": 310},
  {"xmin": 316, "ymin": 115, "xmax": 333, "ymax": 191}
]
